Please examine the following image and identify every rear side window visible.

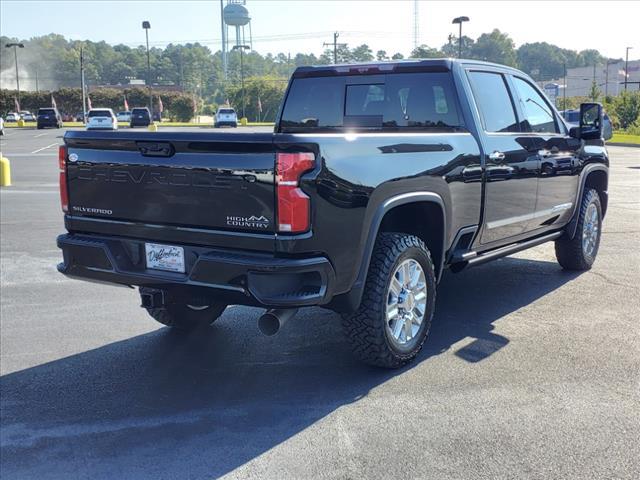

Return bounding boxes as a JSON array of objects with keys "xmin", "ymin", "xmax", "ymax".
[
  {"xmin": 512, "ymin": 77, "xmax": 559, "ymax": 133},
  {"xmin": 88, "ymin": 110, "xmax": 111, "ymax": 117},
  {"xmin": 280, "ymin": 72, "xmax": 462, "ymax": 132},
  {"xmin": 467, "ymin": 71, "xmax": 518, "ymax": 133}
]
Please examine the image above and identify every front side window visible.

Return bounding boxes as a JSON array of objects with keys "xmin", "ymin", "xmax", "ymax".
[
  {"xmin": 467, "ymin": 71, "xmax": 519, "ymax": 133},
  {"xmin": 512, "ymin": 77, "xmax": 559, "ymax": 133}
]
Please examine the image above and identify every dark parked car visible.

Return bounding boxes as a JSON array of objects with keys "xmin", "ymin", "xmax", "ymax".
[
  {"xmin": 37, "ymin": 108, "xmax": 63, "ymax": 129},
  {"xmin": 130, "ymin": 107, "xmax": 151, "ymax": 127},
  {"xmin": 57, "ymin": 59, "xmax": 608, "ymax": 368}
]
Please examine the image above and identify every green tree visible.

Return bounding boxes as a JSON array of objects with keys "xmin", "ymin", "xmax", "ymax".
[
  {"xmin": 441, "ymin": 35, "xmax": 474, "ymax": 58},
  {"xmin": 471, "ymin": 29, "xmax": 517, "ymax": 66},
  {"xmin": 351, "ymin": 44, "xmax": 374, "ymax": 62},
  {"xmin": 588, "ymin": 80, "xmax": 601, "ymax": 101},
  {"xmin": 376, "ymin": 50, "xmax": 388, "ymax": 61},
  {"xmin": 410, "ymin": 44, "xmax": 441, "ymax": 59}
]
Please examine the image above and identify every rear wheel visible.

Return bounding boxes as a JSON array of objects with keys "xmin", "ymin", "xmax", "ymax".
[
  {"xmin": 555, "ymin": 188, "xmax": 602, "ymax": 270},
  {"xmin": 341, "ymin": 233, "xmax": 436, "ymax": 368},
  {"xmin": 140, "ymin": 288, "xmax": 226, "ymax": 331}
]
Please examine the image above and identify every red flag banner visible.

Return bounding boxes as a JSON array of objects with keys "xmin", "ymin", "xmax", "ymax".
[
  {"xmin": 124, "ymin": 96, "xmax": 129, "ymax": 111},
  {"xmin": 87, "ymin": 95, "xmax": 92, "ymax": 111},
  {"xmin": 51, "ymin": 95, "xmax": 57, "ymax": 109},
  {"xmin": 158, "ymin": 96, "xmax": 164, "ymax": 113},
  {"xmin": 14, "ymin": 97, "xmax": 20, "ymax": 112},
  {"xmin": 257, "ymin": 97, "xmax": 262, "ymax": 113}
]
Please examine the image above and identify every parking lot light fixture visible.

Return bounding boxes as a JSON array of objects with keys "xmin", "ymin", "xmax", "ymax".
[
  {"xmin": 233, "ymin": 44, "xmax": 250, "ymax": 119},
  {"xmin": 451, "ymin": 17, "xmax": 469, "ymax": 59},
  {"xmin": 142, "ymin": 21, "xmax": 152, "ymax": 112},
  {"xmin": 5, "ymin": 43, "xmax": 25, "ymax": 104}
]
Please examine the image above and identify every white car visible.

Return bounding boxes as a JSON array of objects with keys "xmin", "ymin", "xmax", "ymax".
[
  {"xmin": 19, "ymin": 111, "xmax": 36, "ymax": 121},
  {"xmin": 86, "ymin": 108, "xmax": 118, "ymax": 130},
  {"xmin": 214, "ymin": 107, "xmax": 238, "ymax": 128},
  {"xmin": 5, "ymin": 112, "xmax": 19, "ymax": 122},
  {"xmin": 0, "ymin": 117, "xmax": 4, "ymax": 135},
  {"xmin": 116, "ymin": 111, "xmax": 131, "ymax": 123}
]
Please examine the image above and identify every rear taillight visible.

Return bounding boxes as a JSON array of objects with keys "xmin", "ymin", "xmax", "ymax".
[
  {"xmin": 276, "ymin": 152, "xmax": 316, "ymax": 233},
  {"xmin": 58, "ymin": 145, "xmax": 68, "ymax": 213}
]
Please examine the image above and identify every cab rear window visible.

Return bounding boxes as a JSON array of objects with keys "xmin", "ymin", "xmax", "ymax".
[
  {"xmin": 88, "ymin": 110, "xmax": 112, "ymax": 117},
  {"xmin": 280, "ymin": 72, "xmax": 463, "ymax": 132}
]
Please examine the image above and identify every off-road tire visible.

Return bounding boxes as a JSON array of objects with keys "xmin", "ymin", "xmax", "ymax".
[
  {"xmin": 341, "ymin": 233, "xmax": 437, "ymax": 368},
  {"xmin": 140, "ymin": 288, "xmax": 226, "ymax": 331},
  {"xmin": 555, "ymin": 188, "xmax": 602, "ymax": 270}
]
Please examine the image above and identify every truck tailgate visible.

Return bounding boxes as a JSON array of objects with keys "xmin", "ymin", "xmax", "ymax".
[{"xmin": 64, "ymin": 131, "xmax": 276, "ymax": 235}]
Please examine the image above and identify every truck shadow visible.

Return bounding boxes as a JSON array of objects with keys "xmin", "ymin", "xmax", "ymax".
[{"xmin": 1, "ymin": 256, "xmax": 579, "ymax": 479}]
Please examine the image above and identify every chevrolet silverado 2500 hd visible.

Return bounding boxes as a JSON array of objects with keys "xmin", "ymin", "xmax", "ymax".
[{"xmin": 57, "ymin": 59, "xmax": 609, "ymax": 368}]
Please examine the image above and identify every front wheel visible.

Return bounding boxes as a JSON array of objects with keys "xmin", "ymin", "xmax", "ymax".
[
  {"xmin": 342, "ymin": 233, "xmax": 436, "ymax": 368},
  {"xmin": 555, "ymin": 188, "xmax": 602, "ymax": 270}
]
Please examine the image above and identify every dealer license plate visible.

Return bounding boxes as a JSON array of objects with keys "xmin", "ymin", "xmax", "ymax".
[{"xmin": 145, "ymin": 243, "xmax": 185, "ymax": 273}]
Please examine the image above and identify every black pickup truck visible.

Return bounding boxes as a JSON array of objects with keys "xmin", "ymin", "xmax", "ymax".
[{"xmin": 57, "ymin": 59, "xmax": 608, "ymax": 368}]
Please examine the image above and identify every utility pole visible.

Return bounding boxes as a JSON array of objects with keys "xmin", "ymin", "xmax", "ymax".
[
  {"xmin": 624, "ymin": 47, "xmax": 633, "ymax": 92},
  {"xmin": 5, "ymin": 43, "xmax": 24, "ymax": 105},
  {"xmin": 80, "ymin": 45, "xmax": 87, "ymax": 121},
  {"xmin": 233, "ymin": 44, "xmax": 250, "ymax": 119},
  {"xmin": 323, "ymin": 32, "xmax": 346, "ymax": 64}
]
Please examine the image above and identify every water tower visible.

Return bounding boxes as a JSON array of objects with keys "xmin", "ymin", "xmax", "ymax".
[{"xmin": 220, "ymin": 0, "xmax": 253, "ymax": 79}]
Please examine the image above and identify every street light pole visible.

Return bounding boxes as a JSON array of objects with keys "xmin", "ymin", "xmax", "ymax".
[
  {"xmin": 5, "ymin": 43, "xmax": 25, "ymax": 105},
  {"xmin": 142, "ymin": 21, "xmax": 152, "ymax": 112},
  {"xmin": 233, "ymin": 44, "xmax": 250, "ymax": 119},
  {"xmin": 624, "ymin": 47, "xmax": 633, "ymax": 92},
  {"xmin": 451, "ymin": 17, "xmax": 469, "ymax": 59}
]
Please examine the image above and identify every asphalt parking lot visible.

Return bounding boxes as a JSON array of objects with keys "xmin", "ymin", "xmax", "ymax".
[{"xmin": 1, "ymin": 127, "xmax": 639, "ymax": 479}]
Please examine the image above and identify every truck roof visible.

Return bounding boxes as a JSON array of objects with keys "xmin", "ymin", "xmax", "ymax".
[{"xmin": 293, "ymin": 58, "xmax": 524, "ymax": 78}]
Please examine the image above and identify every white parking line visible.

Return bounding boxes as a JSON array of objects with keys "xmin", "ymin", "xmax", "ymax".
[
  {"xmin": 34, "ymin": 133, "xmax": 48, "ymax": 138},
  {"xmin": 31, "ymin": 143, "xmax": 59, "ymax": 154}
]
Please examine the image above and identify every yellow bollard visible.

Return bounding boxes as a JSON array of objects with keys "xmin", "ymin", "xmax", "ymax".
[
  {"xmin": 148, "ymin": 122, "xmax": 158, "ymax": 132},
  {"xmin": 0, "ymin": 157, "xmax": 11, "ymax": 187},
  {"xmin": 17, "ymin": 119, "xmax": 25, "ymax": 128},
  {"xmin": 240, "ymin": 117, "xmax": 248, "ymax": 126}
]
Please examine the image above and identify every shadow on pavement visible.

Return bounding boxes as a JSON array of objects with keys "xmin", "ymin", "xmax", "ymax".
[{"xmin": 0, "ymin": 256, "xmax": 579, "ymax": 479}]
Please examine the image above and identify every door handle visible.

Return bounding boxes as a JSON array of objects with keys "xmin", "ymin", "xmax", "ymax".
[{"xmin": 488, "ymin": 151, "xmax": 505, "ymax": 161}]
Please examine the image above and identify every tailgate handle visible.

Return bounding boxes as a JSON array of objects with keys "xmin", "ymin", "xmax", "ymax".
[{"xmin": 136, "ymin": 141, "xmax": 174, "ymax": 157}]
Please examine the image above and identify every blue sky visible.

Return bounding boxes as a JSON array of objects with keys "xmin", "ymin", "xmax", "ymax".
[{"xmin": 1, "ymin": 0, "xmax": 638, "ymax": 59}]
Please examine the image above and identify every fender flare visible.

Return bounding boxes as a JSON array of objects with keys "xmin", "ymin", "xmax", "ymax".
[
  {"xmin": 346, "ymin": 192, "xmax": 447, "ymax": 310},
  {"xmin": 566, "ymin": 164, "xmax": 609, "ymax": 240}
]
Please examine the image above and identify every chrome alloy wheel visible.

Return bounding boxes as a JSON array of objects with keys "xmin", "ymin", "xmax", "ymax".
[
  {"xmin": 582, "ymin": 203, "xmax": 599, "ymax": 258},
  {"xmin": 385, "ymin": 259, "xmax": 427, "ymax": 348}
]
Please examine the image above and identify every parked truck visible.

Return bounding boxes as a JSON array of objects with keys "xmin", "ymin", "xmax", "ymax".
[{"xmin": 57, "ymin": 59, "xmax": 608, "ymax": 368}]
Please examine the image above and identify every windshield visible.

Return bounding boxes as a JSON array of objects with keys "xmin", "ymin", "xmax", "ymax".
[{"xmin": 280, "ymin": 71, "xmax": 463, "ymax": 132}]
